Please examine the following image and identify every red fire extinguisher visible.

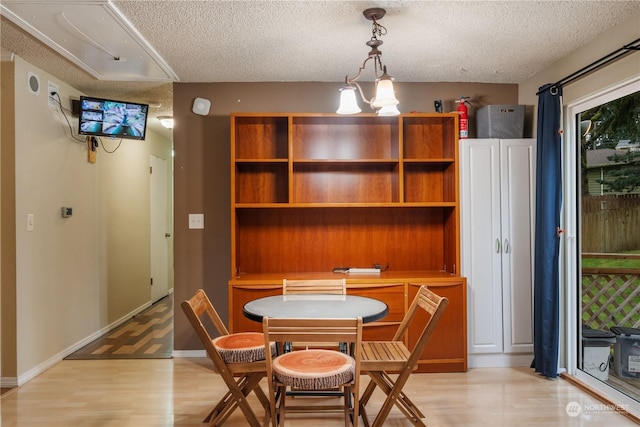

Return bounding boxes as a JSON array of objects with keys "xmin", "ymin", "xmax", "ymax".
[{"xmin": 457, "ymin": 96, "xmax": 470, "ymax": 139}]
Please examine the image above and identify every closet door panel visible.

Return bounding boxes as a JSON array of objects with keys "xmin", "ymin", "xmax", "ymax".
[
  {"xmin": 501, "ymin": 139, "xmax": 536, "ymax": 354},
  {"xmin": 462, "ymin": 139, "xmax": 503, "ymax": 354}
]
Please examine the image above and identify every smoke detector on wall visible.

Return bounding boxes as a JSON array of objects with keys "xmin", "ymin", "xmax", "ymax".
[{"xmin": 192, "ymin": 97, "xmax": 211, "ymax": 116}]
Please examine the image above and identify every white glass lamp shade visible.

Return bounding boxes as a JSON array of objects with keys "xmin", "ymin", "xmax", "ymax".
[
  {"xmin": 376, "ymin": 103, "xmax": 401, "ymax": 116},
  {"xmin": 336, "ymin": 86, "xmax": 361, "ymax": 114},
  {"xmin": 371, "ymin": 78, "xmax": 398, "ymax": 108}
]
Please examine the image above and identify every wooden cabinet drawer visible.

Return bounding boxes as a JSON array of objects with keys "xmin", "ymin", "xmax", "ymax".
[
  {"xmin": 347, "ymin": 282, "xmax": 405, "ymax": 322},
  {"xmin": 408, "ymin": 280, "xmax": 467, "ymax": 372},
  {"xmin": 363, "ymin": 322, "xmax": 398, "ymax": 341},
  {"xmin": 229, "ymin": 284, "xmax": 281, "ymax": 333},
  {"xmin": 348, "ymin": 282, "xmax": 404, "ymax": 341}
]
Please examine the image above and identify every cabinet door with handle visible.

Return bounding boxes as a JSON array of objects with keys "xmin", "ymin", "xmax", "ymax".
[
  {"xmin": 499, "ymin": 139, "xmax": 536, "ymax": 354},
  {"xmin": 461, "ymin": 139, "xmax": 504, "ymax": 354},
  {"xmin": 461, "ymin": 138, "xmax": 535, "ymax": 356}
]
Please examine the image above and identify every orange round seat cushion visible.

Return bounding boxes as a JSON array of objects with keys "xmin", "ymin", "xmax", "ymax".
[
  {"xmin": 273, "ymin": 349, "xmax": 354, "ymax": 390},
  {"xmin": 212, "ymin": 332, "xmax": 275, "ymax": 363}
]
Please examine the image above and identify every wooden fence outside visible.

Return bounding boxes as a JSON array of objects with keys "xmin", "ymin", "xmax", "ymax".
[
  {"xmin": 581, "ymin": 253, "xmax": 640, "ymax": 330},
  {"xmin": 582, "ymin": 195, "xmax": 640, "ymax": 253}
]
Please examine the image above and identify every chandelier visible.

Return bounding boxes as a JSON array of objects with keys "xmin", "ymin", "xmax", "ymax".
[{"xmin": 337, "ymin": 8, "xmax": 400, "ymax": 116}]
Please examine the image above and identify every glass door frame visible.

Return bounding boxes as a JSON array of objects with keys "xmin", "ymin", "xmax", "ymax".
[{"xmin": 563, "ymin": 74, "xmax": 640, "ymax": 419}]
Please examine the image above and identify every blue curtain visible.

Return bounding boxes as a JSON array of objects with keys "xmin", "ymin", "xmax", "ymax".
[{"xmin": 531, "ymin": 84, "xmax": 563, "ymax": 378}]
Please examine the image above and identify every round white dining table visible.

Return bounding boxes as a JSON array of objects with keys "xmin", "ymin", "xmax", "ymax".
[{"xmin": 242, "ymin": 294, "xmax": 388, "ymax": 324}]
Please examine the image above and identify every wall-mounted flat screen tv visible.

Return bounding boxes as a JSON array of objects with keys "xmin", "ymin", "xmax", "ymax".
[{"xmin": 78, "ymin": 96, "xmax": 149, "ymax": 140}]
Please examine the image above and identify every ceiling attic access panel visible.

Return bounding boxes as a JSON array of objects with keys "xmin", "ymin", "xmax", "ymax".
[{"xmin": 0, "ymin": 0, "xmax": 177, "ymax": 81}]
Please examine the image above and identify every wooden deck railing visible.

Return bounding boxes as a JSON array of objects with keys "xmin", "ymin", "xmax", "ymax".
[{"xmin": 581, "ymin": 253, "xmax": 640, "ymax": 330}]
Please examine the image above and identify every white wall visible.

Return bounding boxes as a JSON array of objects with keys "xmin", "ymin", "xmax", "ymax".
[
  {"xmin": 9, "ymin": 56, "xmax": 172, "ymax": 384},
  {"xmin": 519, "ymin": 12, "xmax": 640, "ymax": 116}
]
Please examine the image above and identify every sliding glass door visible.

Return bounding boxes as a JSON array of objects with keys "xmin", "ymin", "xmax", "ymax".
[{"xmin": 565, "ymin": 77, "xmax": 640, "ymax": 413}]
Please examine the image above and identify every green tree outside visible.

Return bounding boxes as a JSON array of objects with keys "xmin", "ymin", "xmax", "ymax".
[{"xmin": 581, "ymin": 91, "xmax": 640, "ymax": 193}]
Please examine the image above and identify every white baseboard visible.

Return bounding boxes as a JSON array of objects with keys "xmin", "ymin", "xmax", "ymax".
[
  {"xmin": 3, "ymin": 300, "xmax": 153, "ymax": 388},
  {"xmin": 468, "ymin": 353, "xmax": 534, "ymax": 368}
]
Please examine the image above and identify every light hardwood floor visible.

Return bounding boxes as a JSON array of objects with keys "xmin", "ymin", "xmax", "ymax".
[
  {"xmin": 0, "ymin": 358, "xmax": 637, "ymax": 426},
  {"xmin": 64, "ymin": 296, "xmax": 173, "ymax": 360}
]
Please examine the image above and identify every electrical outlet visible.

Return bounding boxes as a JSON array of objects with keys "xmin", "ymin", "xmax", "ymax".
[
  {"xmin": 188, "ymin": 213, "xmax": 204, "ymax": 229},
  {"xmin": 48, "ymin": 81, "xmax": 58, "ymax": 107}
]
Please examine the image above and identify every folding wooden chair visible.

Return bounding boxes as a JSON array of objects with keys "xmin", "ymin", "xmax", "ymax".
[
  {"xmin": 181, "ymin": 289, "xmax": 273, "ymax": 427},
  {"xmin": 359, "ymin": 285, "xmax": 448, "ymax": 427},
  {"xmin": 283, "ymin": 278, "xmax": 347, "ymax": 295},
  {"xmin": 263, "ymin": 317, "xmax": 363, "ymax": 427}
]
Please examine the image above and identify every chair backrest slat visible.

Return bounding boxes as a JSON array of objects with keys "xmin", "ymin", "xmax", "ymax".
[
  {"xmin": 283, "ymin": 279, "xmax": 346, "ymax": 295},
  {"xmin": 264, "ymin": 317, "xmax": 361, "ymax": 344}
]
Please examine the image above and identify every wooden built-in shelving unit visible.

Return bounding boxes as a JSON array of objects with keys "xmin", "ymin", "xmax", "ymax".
[{"xmin": 229, "ymin": 113, "xmax": 467, "ymax": 373}]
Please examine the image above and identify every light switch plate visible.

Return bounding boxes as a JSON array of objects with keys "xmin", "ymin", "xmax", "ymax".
[
  {"xmin": 26, "ymin": 213, "xmax": 34, "ymax": 231},
  {"xmin": 188, "ymin": 213, "xmax": 204, "ymax": 229}
]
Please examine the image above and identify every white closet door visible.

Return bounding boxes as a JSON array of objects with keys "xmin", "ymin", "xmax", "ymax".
[
  {"xmin": 461, "ymin": 139, "xmax": 504, "ymax": 354},
  {"xmin": 500, "ymin": 139, "xmax": 536, "ymax": 354}
]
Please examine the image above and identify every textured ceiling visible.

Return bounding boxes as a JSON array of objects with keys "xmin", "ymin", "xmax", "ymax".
[{"xmin": 2, "ymin": 0, "xmax": 640, "ymax": 137}]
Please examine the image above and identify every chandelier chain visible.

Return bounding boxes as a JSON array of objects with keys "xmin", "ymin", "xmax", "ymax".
[{"xmin": 371, "ymin": 17, "xmax": 387, "ymax": 40}]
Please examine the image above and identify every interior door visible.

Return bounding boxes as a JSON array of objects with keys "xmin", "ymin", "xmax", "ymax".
[{"xmin": 150, "ymin": 154, "xmax": 169, "ymax": 303}]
